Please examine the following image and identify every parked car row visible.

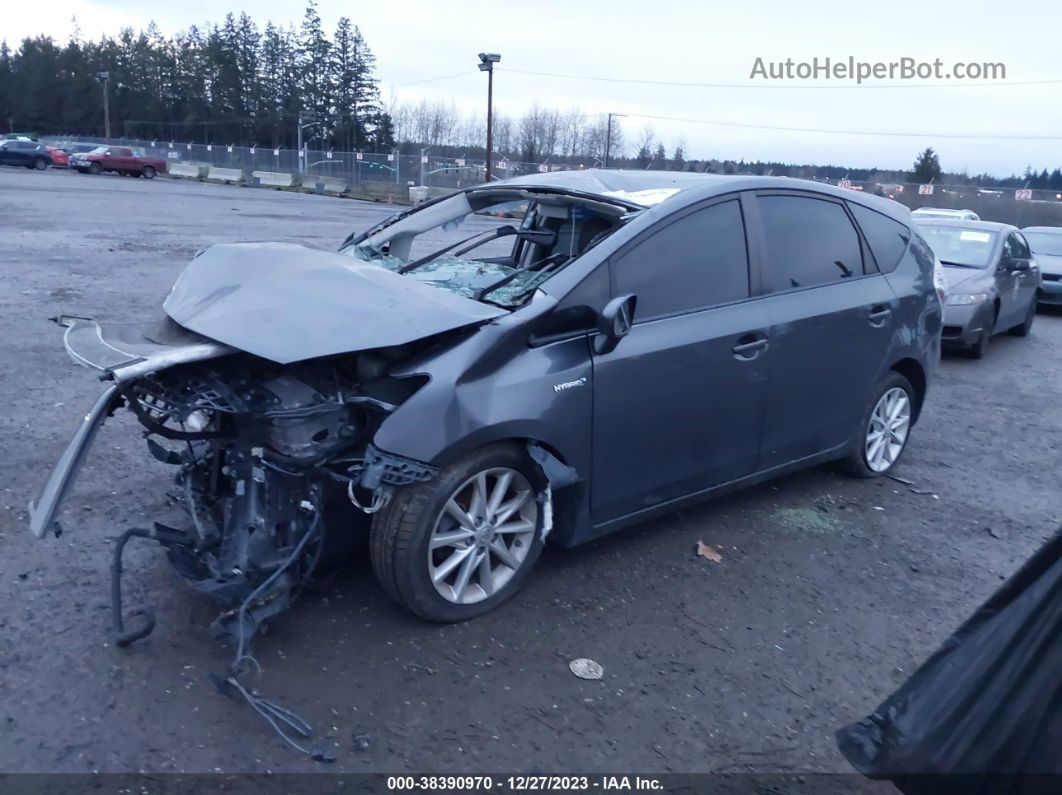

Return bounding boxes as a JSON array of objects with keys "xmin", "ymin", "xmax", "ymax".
[
  {"xmin": 0, "ymin": 140, "xmax": 167, "ymax": 178},
  {"xmin": 913, "ymin": 217, "xmax": 1054, "ymax": 358}
]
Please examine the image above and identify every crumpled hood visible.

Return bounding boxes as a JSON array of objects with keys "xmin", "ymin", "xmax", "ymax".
[{"xmin": 163, "ymin": 242, "xmax": 505, "ymax": 364}]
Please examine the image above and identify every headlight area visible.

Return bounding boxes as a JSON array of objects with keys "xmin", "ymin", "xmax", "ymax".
[{"xmin": 946, "ymin": 292, "xmax": 989, "ymax": 306}]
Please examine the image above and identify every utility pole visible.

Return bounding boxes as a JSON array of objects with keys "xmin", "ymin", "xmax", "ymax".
[
  {"xmin": 96, "ymin": 71, "xmax": 111, "ymax": 141},
  {"xmin": 604, "ymin": 112, "xmax": 626, "ymax": 168},
  {"xmin": 297, "ymin": 111, "xmax": 316, "ymax": 180},
  {"xmin": 478, "ymin": 53, "xmax": 500, "ymax": 182}
]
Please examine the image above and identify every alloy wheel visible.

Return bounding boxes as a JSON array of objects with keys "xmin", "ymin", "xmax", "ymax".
[
  {"xmin": 428, "ymin": 467, "xmax": 537, "ymax": 605},
  {"xmin": 865, "ymin": 387, "xmax": 911, "ymax": 473}
]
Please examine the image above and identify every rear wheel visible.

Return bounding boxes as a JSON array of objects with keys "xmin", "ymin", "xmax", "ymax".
[
  {"xmin": 141, "ymin": 166, "xmax": 156, "ymax": 179},
  {"xmin": 33, "ymin": 157, "xmax": 48, "ymax": 170},
  {"xmin": 370, "ymin": 444, "xmax": 545, "ymax": 622},
  {"xmin": 88, "ymin": 162, "xmax": 102, "ymax": 175},
  {"xmin": 1009, "ymin": 300, "xmax": 1036, "ymax": 337},
  {"xmin": 837, "ymin": 372, "xmax": 914, "ymax": 478}
]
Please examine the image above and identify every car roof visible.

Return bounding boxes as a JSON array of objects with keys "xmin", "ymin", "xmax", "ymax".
[
  {"xmin": 1021, "ymin": 226, "xmax": 1062, "ymax": 234},
  {"xmin": 913, "ymin": 218, "xmax": 1013, "ymax": 233},
  {"xmin": 913, "ymin": 207, "xmax": 975, "ymax": 214},
  {"xmin": 492, "ymin": 169, "xmax": 910, "ymax": 224}
]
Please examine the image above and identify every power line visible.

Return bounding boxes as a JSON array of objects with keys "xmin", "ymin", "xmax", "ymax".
[
  {"xmin": 390, "ymin": 71, "xmax": 475, "ymax": 88},
  {"xmin": 617, "ymin": 112, "xmax": 1062, "ymax": 141},
  {"xmin": 497, "ymin": 66, "xmax": 1062, "ymax": 90}
]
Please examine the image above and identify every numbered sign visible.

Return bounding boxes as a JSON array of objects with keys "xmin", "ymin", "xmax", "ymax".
[
  {"xmin": 387, "ymin": 153, "xmax": 395, "ymax": 162},
  {"xmin": 273, "ymin": 148, "xmax": 280, "ymax": 156},
  {"xmin": 326, "ymin": 151, "xmax": 334, "ymax": 159},
  {"xmin": 537, "ymin": 164, "xmax": 548, "ymax": 173},
  {"xmin": 918, "ymin": 184, "xmax": 934, "ymax": 195},
  {"xmin": 186, "ymin": 143, "xmax": 192, "ymax": 150},
  {"xmin": 355, "ymin": 152, "xmax": 362, "ymax": 160},
  {"xmin": 838, "ymin": 179, "xmax": 851, "ymax": 189},
  {"xmin": 168, "ymin": 142, "xmax": 174, "ymax": 149},
  {"xmin": 455, "ymin": 158, "xmax": 465, "ymax": 166},
  {"xmin": 226, "ymin": 145, "xmax": 233, "ymax": 153},
  {"xmin": 206, "ymin": 144, "xmax": 212, "ymax": 152},
  {"xmin": 249, "ymin": 147, "xmax": 255, "ymax": 155},
  {"xmin": 1015, "ymin": 189, "xmax": 1033, "ymax": 201},
  {"xmin": 420, "ymin": 155, "xmax": 428, "ymax": 164}
]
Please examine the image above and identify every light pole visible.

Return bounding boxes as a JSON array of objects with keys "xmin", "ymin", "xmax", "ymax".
[
  {"xmin": 478, "ymin": 53, "xmax": 500, "ymax": 182},
  {"xmin": 96, "ymin": 71, "xmax": 111, "ymax": 141},
  {"xmin": 604, "ymin": 112, "xmax": 626, "ymax": 168}
]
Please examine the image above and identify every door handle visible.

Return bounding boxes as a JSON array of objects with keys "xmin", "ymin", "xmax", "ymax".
[
  {"xmin": 868, "ymin": 305, "xmax": 892, "ymax": 326},
  {"xmin": 732, "ymin": 337, "xmax": 769, "ymax": 360}
]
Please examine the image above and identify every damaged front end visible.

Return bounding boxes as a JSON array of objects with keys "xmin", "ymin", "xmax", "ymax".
[{"xmin": 31, "ymin": 314, "xmax": 437, "ymax": 646}]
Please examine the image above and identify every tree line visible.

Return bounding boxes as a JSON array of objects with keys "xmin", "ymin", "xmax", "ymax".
[
  {"xmin": 0, "ymin": 2, "xmax": 390, "ymax": 150},
  {"xmin": 0, "ymin": 5, "xmax": 1059, "ymax": 187}
]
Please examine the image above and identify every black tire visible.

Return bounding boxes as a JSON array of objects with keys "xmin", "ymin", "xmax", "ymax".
[
  {"xmin": 370, "ymin": 443, "xmax": 546, "ymax": 622},
  {"xmin": 1009, "ymin": 300, "xmax": 1035, "ymax": 337},
  {"xmin": 88, "ymin": 162, "xmax": 102, "ymax": 175},
  {"xmin": 34, "ymin": 158, "xmax": 48, "ymax": 170},
  {"xmin": 141, "ymin": 166, "xmax": 156, "ymax": 179},
  {"xmin": 836, "ymin": 371, "xmax": 915, "ymax": 479}
]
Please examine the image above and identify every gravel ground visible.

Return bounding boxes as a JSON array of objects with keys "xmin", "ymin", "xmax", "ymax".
[{"xmin": 0, "ymin": 167, "xmax": 1059, "ymax": 777}]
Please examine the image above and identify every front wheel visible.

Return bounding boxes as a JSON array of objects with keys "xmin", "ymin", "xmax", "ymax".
[
  {"xmin": 370, "ymin": 444, "xmax": 545, "ymax": 622},
  {"xmin": 837, "ymin": 372, "xmax": 915, "ymax": 478},
  {"xmin": 88, "ymin": 162, "xmax": 102, "ymax": 175},
  {"xmin": 34, "ymin": 158, "xmax": 48, "ymax": 170}
]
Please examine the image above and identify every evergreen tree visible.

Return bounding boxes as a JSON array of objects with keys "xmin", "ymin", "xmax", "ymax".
[{"xmin": 910, "ymin": 147, "xmax": 942, "ymax": 183}]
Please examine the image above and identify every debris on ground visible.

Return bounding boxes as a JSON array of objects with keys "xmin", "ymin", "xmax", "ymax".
[
  {"xmin": 569, "ymin": 658, "xmax": 604, "ymax": 680},
  {"xmin": 696, "ymin": 540, "xmax": 723, "ymax": 563},
  {"xmin": 887, "ymin": 474, "xmax": 916, "ymax": 486},
  {"xmin": 986, "ymin": 527, "xmax": 1005, "ymax": 540}
]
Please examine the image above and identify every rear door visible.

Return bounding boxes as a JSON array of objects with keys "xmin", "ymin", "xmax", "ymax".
[
  {"xmin": 754, "ymin": 192, "xmax": 898, "ymax": 468},
  {"xmin": 591, "ymin": 195, "xmax": 770, "ymax": 522}
]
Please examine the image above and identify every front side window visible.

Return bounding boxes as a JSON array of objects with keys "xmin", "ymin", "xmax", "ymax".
[
  {"xmin": 611, "ymin": 199, "xmax": 750, "ymax": 322},
  {"xmin": 759, "ymin": 195, "xmax": 863, "ymax": 291}
]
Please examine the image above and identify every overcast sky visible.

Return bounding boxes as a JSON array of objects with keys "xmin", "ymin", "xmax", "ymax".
[{"xmin": 7, "ymin": 0, "xmax": 1061, "ymax": 176}]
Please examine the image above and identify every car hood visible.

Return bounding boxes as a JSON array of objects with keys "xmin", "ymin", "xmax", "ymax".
[
  {"xmin": 1036, "ymin": 252, "xmax": 1062, "ymax": 274},
  {"xmin": 940, "ymin": 266, "xmax": 990, "ymax": 292},
  {"xmin": 163, "ymin": 242, "xmax": 506, "ymax": 364}
]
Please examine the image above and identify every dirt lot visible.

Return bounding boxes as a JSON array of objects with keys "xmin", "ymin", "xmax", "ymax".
[{"xmin": 0, "ymin": 167, "xmax": 1059, "ymax": 776}]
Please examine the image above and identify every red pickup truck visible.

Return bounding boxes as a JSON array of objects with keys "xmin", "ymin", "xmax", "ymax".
[{"xmin": 69, "ymin": 146, "xmax": 167, "ymax": 179}]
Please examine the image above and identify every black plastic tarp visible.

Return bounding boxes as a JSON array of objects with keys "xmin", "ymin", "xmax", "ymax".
[{"xmin": 837, "ymin": 529, "xmax": 1062, "ymax": 794}]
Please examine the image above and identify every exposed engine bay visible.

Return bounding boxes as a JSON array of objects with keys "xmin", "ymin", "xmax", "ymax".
[{"xmin": 115, "ymin": 349, "xmax": 433, "ymax": 641}]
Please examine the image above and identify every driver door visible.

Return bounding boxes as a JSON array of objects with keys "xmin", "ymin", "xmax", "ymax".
[
  {"xmin": 590, "ymin": 196, "xmax": 769, "ymax": 523},
  {"xmin": 997, "ymin": 232, "xmax": 1033, "ymax": 327}
]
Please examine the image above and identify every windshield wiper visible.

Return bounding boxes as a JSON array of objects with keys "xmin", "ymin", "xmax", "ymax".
[
  {"xmin": 398, "ymin": 226, "xmax": 517, "ymax": 274},
  {"xmin": 939, "ymin": 260, "xmax": 980, "ymax": 269}
]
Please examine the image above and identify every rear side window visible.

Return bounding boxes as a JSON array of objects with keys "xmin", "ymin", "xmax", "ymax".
[
  {"xmin": 612, "ymin": 199, "xmax": 749, "ymax": 322},
  {"xmin": 759, "ymin": 195, "xmax": 863, "ymax": 291},
  {"xmin": 849, "ymin": 203, "xmax": 911, "ymax": 273}
]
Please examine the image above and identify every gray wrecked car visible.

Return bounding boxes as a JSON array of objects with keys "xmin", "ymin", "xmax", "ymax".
[{"xmin": 30, "ymin": 170, "xmax": 941, "ymax": 645}]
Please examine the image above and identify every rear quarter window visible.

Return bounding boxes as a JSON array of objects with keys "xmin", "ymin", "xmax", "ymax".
[{"xmin": 849, "ymin": 203, "xmax": 911, "ymax": 273}]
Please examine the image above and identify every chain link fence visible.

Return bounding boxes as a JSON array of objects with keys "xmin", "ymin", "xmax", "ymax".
[
  {"xmin": 41, "ymin": 135, "xmax": 1062, "ymax": 224},
  {"xmin": 43, "ymin": 135, "xmax": 589, "ymax": 203}
]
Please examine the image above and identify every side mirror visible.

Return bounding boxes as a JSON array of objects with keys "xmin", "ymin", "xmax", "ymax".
[
  {"xmin": 1005, "ymin": 257, "xmax": 1031, "ymax": 272},
  {"xmin": 594, "ymin": 294, "xmax": 636, "ymax": 355}
]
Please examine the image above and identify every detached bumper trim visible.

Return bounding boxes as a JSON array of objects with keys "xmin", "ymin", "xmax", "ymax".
[{"xmin": 28, "ymin": 385, "xmax": 121, "ymax": 538}]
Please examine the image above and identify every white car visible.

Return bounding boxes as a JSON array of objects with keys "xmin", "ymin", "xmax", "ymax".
[{"xmin": 912, "ymin": 208, "xmax": 980, "ymax": 221}]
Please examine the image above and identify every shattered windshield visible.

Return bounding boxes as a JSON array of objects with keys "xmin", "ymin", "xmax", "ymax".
[{"xmin": 339, "ymin": 189, "xmax": 630, "ymax": 307}]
